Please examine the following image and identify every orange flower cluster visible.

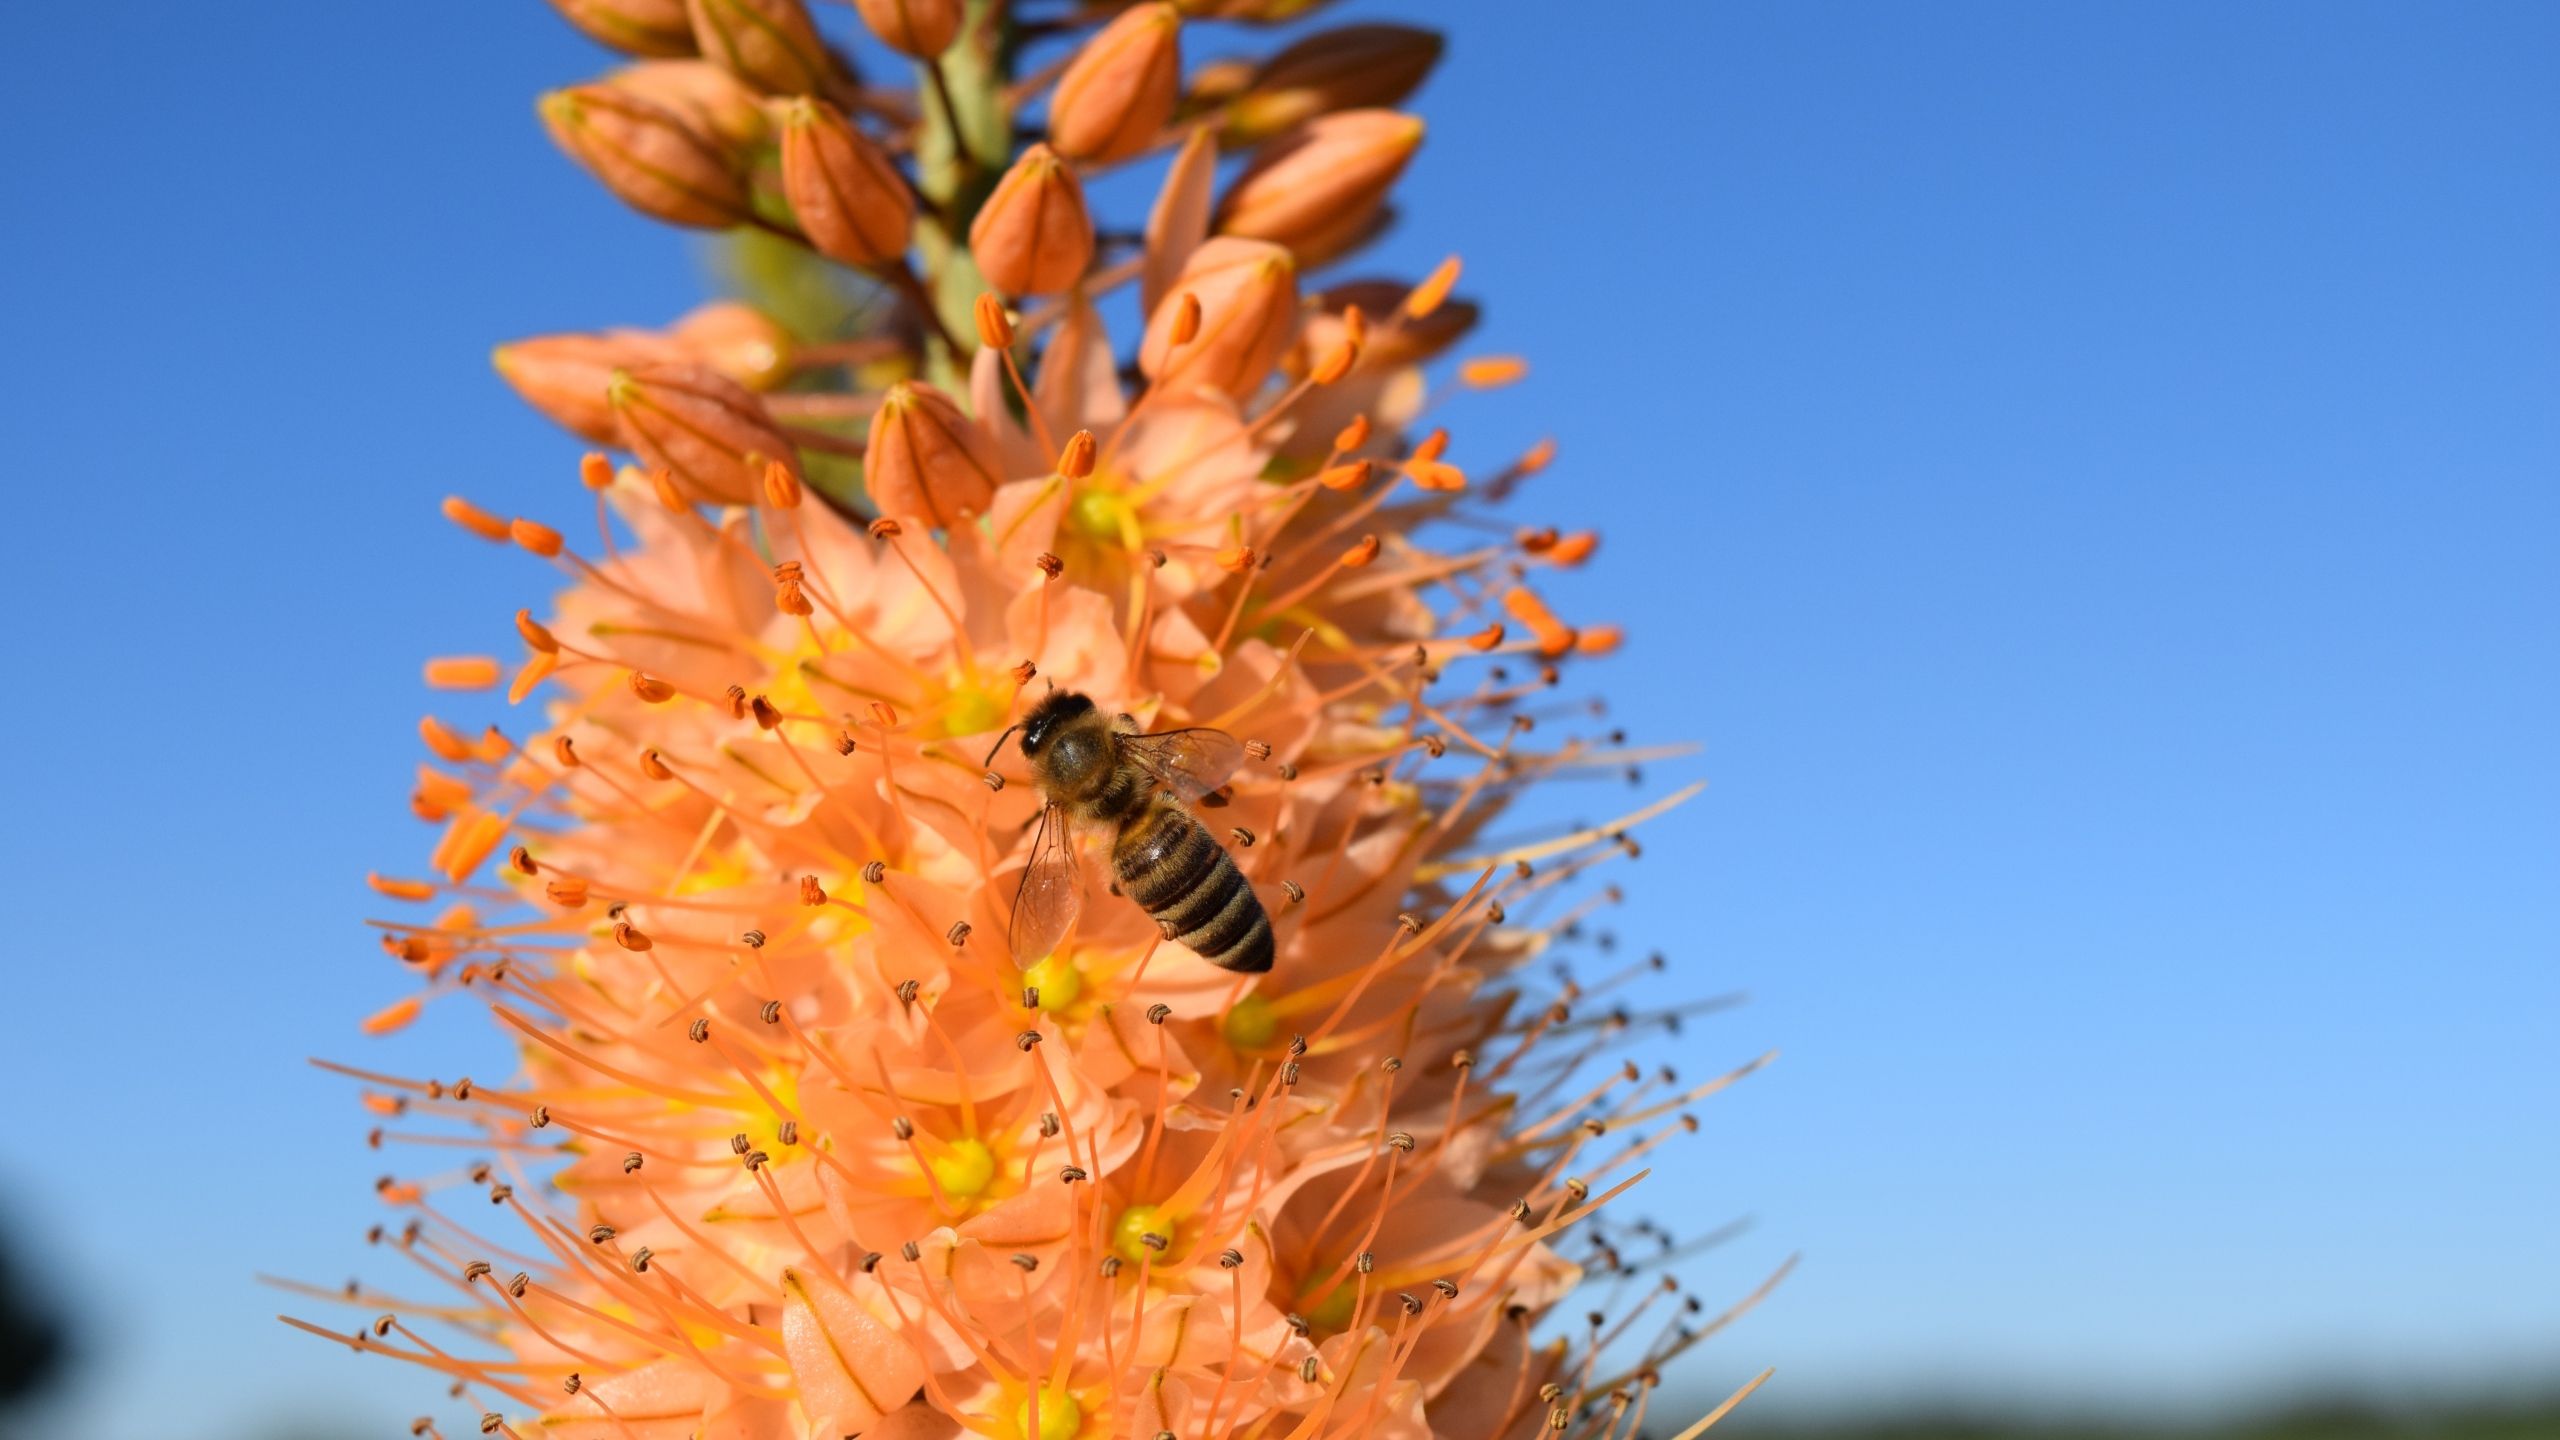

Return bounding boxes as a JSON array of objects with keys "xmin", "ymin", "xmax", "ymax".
[{"xmin": 286, "ymin": 3, "xmax": 1781, "ymax": 1439}]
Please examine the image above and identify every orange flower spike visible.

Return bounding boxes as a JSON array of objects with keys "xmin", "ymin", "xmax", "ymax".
[
  {"xmin": 1048, "ymin": 3, "xmax": 1183, "ymax": 165},
  {"xmin": 442, "ymin": 497, "xmax": 511, "ymax": 542},
  {"xmin": 969, "ymin": 145, "xmax": 1094, "ymax": 297}
]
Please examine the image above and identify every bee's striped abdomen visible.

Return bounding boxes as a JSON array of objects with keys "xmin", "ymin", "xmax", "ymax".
[{"xmin": 1113, "ymin": 800, "xmax": 1273, "ymax": 973}]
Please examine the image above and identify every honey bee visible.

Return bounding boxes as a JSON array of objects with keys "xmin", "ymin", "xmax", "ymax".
[{"xmin": 992, "ymin": 690, "xmax": 1274, "ymax": 973}]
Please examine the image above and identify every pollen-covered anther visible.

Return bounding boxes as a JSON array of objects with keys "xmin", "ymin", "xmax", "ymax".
[
  {"xmin": 974, "ymin": 292, "xmax": 1016, "ymax": 351},
  {"xmin": 1398, "ymin": 1292, "xmax": 1424, "ymax": 1315},
  {"xmin": 799, "ymin": 875, "xmax": 826, "ymax": 906},
  {"xmin": 622, "ymin": 1153, "xmax": 643, "ymax": 1174},
  {"xmin": 982, "ymin": 770, "xmax": 1005, "ymax": 792},
  {"xmin": 1565, "ymin": 1178, "xmax": 1591, "ymax": 1202},
  {"xmin": 1434, "ymin": 1278, "xmax": 1460, "ymax": 1298},
  {"xmin": 1278, "ymin": 880, "xmax": 1304, "ymax": 906},
  {"xmin": 947, "ymin": 920, "xmax": 972, "ymax": 946},
  {"xmin": 1015, "ymin": 1030, "xmax": 1041, "ymax": 1051},
  {"xmin": 1214, "ymin": 545, "xmax": 1257, "ymax": 575},
  {"xmin": 1300, "ymin": 1357, "xmax": 1322, "ymax": 1383},
  {"xmin": 513, "ymin": 610, "xmax": 558, "ymax": 655},
  {"xmin": 836, "ymin": 732, "xmax": 859, "ymax": 756},
  {"xmin": 442, "ymin": 497, "xmax": 511, "ymax": 542},
  {"xmin": 1056, "ymin": 429, "xmax": 1096, "ymax": 479},
  {"xmin": 868, "ymin": 517, "xmax": 902, "ymax": 540},
  {"xmin": 509, "ymin": 518, "xmax": 563, "ymax": 557},
  {"xmin": 629, "ymin": 1247, "xmax": 653, "ymax": 1273},
  {"xmin": 1487, "ymin": 901, "xmax": 1507, "ymax": 923},
  {"xmin": 1140, "ymin": 1232, "xmax": 1168, "ymax": 1252},
  {"xmin": 728, "ymin": 685, "xmax": 752, "ymax": 718},
  {"xmin": 545, "ymin": 879, "xmax": 587, "ymax": 908},
  {"xmin": 1035, "ymin": 551, "xmax": 1064, "ymax": 579},
  {"xmin": 481, "ymin": 1414, "xmax": 504, "ymax": 1435},
  {"xmin": 1582, "ymin": 1117, "xmax": 1608, "ymax": 1136},
  {"xmin": 578, "ymin": 452, "xmax": 613, "ymax": 490},
  {"xmin": 1316, "ymin": 459, "xmax": 1371, "ymax": 492},
  {"xmin": 1354, "ymin": 1251, "xmax": 1374, "ymax": 1274},
  {"xmin": 744, "ymin": 929, "xmax": 767, "ymax": 949},
  {"xmin": 1060, "ymin": 1165, "xmax": 1088, "ymax": 1184},
  {"xmin": 464, "ymin": 1261, "xmax": 493, "ymax": 1282},
  {"xmin": 629, "ymin": 672, "xmax": 677, "ymax": 704},
  {"xmin": 562, "ymin": 1374, "xmax": 582, "ymax": 1396},
  {"xmin": 900, "ymin": 1241, "xmax": 922, "ymax": 1262},
  {"xmin": 552, "ymin": 736, "xmax": 580, "ymax": 767},
  {"xmin": 1386, "ymin": 1131, "xmax": 1415, "ymax": 1151},
  {"xmin": 1217, "ymin": 1247, "xmax": 1244, "ymax": 1269},
  {"xmin": 762, "ymin": 458, "xmax": 802, "ymax": 509},
  {"xmin": 507, "ymin": 1271, "xmax": 529, "ymax": 1298},
  {"xmin": 1145, "ymin": 1003, "xmax": 1172, "ymax": 1025},
  {"xmin": 1228, "ymin": 827, "xmax": 1256, "ymax": 847},
  {"xmin": 613, "ymin": 922, "xmax": 652, "ymax": 952},
  {"xmin": 891, "ymin": 1116, "xmax": 914, "ymax": 1140},
  {"xmin": 750, "ymin": 695, "xmax": 782, "ymax": 729},
  {"xmin": 1396, "ymin": 912, "xmax": 1421, "ymax": 935},
  {"xmin": 686, "ymin": 1018, "xmax": 710, "ymax": 1044}
]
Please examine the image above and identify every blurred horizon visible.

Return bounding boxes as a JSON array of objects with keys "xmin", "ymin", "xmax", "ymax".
[{"xmin": 0, "ymin": 1, "xmax": 2552, "ymax": 1438}]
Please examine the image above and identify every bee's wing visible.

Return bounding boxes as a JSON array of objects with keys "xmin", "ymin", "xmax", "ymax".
[
  {"xmin": 1009, "ymin": 802, "xmax": 1082, "ymax": 965},
  {"xmin": 1118, "ymin": 727, "xmax": 1246, "ymax": 803}
]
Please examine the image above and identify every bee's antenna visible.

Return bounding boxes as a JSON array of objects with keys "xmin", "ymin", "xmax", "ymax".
[{"xmin": 982, "ymin": 725, "xmax": 1021, "ymax": 768}]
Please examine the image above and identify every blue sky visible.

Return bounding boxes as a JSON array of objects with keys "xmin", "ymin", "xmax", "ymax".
[{"xmin": 0, "ymin": 2, "xmax": 2551, "ymax": 1436}]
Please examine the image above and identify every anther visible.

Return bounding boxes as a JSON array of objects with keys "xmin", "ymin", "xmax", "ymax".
[
  {"xmin": 1099, "ymin": 1255, "xmax": 1123, "ymax": 1278},
  {"xmin": 1280, "ymin": 881, "xmax": 1304, "ymax": 904},
  {"xmin": 480, "ymin": 1414, "xmax": 504, "ymax": 1436},
  {"xmin": 1228, "ymin": 827, "xmax": 1255, "ymax": 846},
  {"xmin": 563, "ymin": 1374, "xmax": 582, "ymax": 1396},
  {"xmin": 1060, "ymin": 1165, "xmax": 1087, "ymax": 1183},
  {"xmin": 1218, "ymin": 1247, "xmax": 1243, "ymax": 1269},
  {"xmin": 860, "ymin": 1252, "xmax": 883, "ymax": 1273},
  {"xmin": 1016, "ymin": 1030, "xmax": 1041, "ymax": 1051},
  {"xmin": 1386, "ymin": 1132, "xmax": 1415, "ymax": 1151},
  {"xmin": 1582, "ymin": 1117, "xmax": 1609, "ymax": 1138},
  {"xmin": 836, "ymin": 732, "xmax": 859, "ymax": 756},
  {"xmin": 529, "ymin": 1104, "xmax": 550, "ymax": 1128},
  {"xmin": 1039, "ymin": 1111, "xmax": 1060, "ymax": 1137},
  {"xmin": 442, "ymin": 496, "xmax": 510, "ymax": 542},
  {"xmin": 982, "ymin": 770, "xmax": 1004, "ymax": 791},
  {"xmin": 629, "ymin": 1247, "xmax": 652, "ymax": 1272},
  {"xmin": 864, "ymin": 861, "xmax": 888, "ymax": 884},
  {"xmin": 1451, "ymin": 1049, "xmax": 1475, "ymax": 1071},
  {"xmin": 1285, "ymin": 1313, "xmax": 1310, "ymax": 1336},
  {"xmin": 1169, "ymin": 292, "xmax": 1202, "ymax": 346},
  {"xmin": 1316, "ymin": 459, "xmax": 1371, "ymax": 492},
  {"xmin": 800, "ymin": 875, "xmax": 827, "ymax": 905},
  {"xmin": 622, "ymin": 1152, "xmax": 643, "ymax": 1173},
  {"xmin": 900, "ymin": 1241, "xmax": 921, "ymax": 1262},
  {"xmin": 868, "ymin": 517, "xmax": 903, "ymax": 540},
  {"xmin": 1145, "ymin": 1003, "xmax": 1172, "ymax": 1025},
  {"xmin": 1288, "ymin": 1034, "xmax": 1308, "ymax": 1057},
  {"xmin": 515, "ymin": 610, "xmax": 558, "ymax": 654},
  {"xmin": 1057, "ymin": 430, "xmax": 1096, "ymax": 479},
  {"xmin": 454, "ymin": 1078, "xmax": 474, "ymax": 1100},
  {"xmin": 508, "ymin": 1272, "xmax": 529, "ymax": 1298},
  {"xmin": 744, "ymin": 1149, "xmax": 768, "ymax": 1170},
  {"xmin": 1396, "ymin": 913, "xmax": 1421, "ymax": 935},
  {"xmin": 763, "ymin": 459, "xmax": 802, "ymax": 510},
  {"xmin": 1681, "ymin": 1113, "xmax": 1700, "ymax": 1132},
  {"xmin": 1282, "ymin": 1062, "xmax": 1300, "ymax": 1086},
  {"xmin": 1140, "ymin": 1233, "xmax": 1167, "ymax": 1251},
  {"xmin": 1515, "ymin": 860, "xmax": 1535, "ymax": 879},
  {"xmin": 552, "ymin": 736, "xmax": 580, "ymax": 767},
  {"xmin": 464, "ymin": 1261, "xmax": 493, "ymax": 1282},
  {"xmin": 760, "ymin": 1000, "xmax": 782, "ymax": 1024},
  {"xmin": 637, "ymin": 749, "xmax": 674, "ymax": 781},
  {"xmin": 1147, "ymin": 548, "xmax": 1168, "ymax": 569},
  {"xmin": 1010, "ymin": 1253, "xmax": 1039, "ymax": 1272},
  {"xmin": 895, "ymin": 978, "xmax": 919, "ymax": 1003},
  {"xmin": 1334, "ymin": 414, "xmax": 1372, "ymax": 452},
  {"xmin": 947, "ymin": 921, "xmax": 972, "ymax": 946},
  {"xmin": 614, "ymin": 922, "xmax": 652, "ymax": 952},
  {"xmin": 1354, "ymin": 1251, "xmax": 1373, "ymax": 1274},
  {"xmin": 975, "ymin": 291, "xmax": 1016, "ymax": 350},
  {"xmin": 588, "ymin": 1223, "xmax": 615, "ymax": 1245},
  {"xmin": 1539, "ymin": 1384, "xmax": 1564, "ymax": 1404},
  {"xmin": 488, "ymin": 1183, "xmax": 512, "ymax": 1204},
  {"xmin": 750, "ymin": 695, "xmax": 782, "ymax": 730},
  {"xmin": 471, "ymin": 1164, "xmax": 493, "ymax": 1185},
  {"xmin": 1035, "ymin": 552, "xmax": 1063, "ymax": 580},
  {"xmin": 891, "ymin": 1117, "xmax": 914, "ymax": 1140},
  {"xmin": 629, "ymin": 673, "xmax": 676, "ymax": 705},
  {"xmin": 373, "ymin": 1314, "xmax": 395, "ymax": 1336},
  {"xmin": 1277, "ymin": 762, "xmax": 1298, "ymax": 780},
  {"xmin": 730, "ymin": 1133, "xmax": 751, "ymax": 1154},
  {"xmin": 1510, "ymin": 1199, "xmax": 1533, "ymax": 1222},
  {"xmin": 1433, "ymin": 1278, "xmax": 1460, "ymax": 1298},
  {"xmin": 1300, "ymin": 1356, "xmax": 1321, "ymax": 1383},
  {"xmin": 1384, "ymin": 1055, "xmax": 1403, "ymax": 1071},
  {"xmin": 1022, "ymin": 986, "xmax": 1041, "ymax": 1009},
  {"xmin": 688, "ymin": 1018, "xmax": 710, "ymax": 1043},
  {"xmin": 778, "ymin": 1121, "xmax": 798, "ymax": 1145},
  {"xmin": 1214, "ymin": 545, "xmax": 1256, "ymax": 575},
  {"xmin": 1487, "ymin": 902, "xmax": 1506, "ymax": 924},
  {"xmin": 1565, "ymin": 1178, "xmax": 1590, "ymax": 1202},
  {"xmin": 1011, "ymin": 660, "xmax": 1037, "ymax": 684},
  {"xmin": 725, "ymin": 684, "xmax": 749, "ymax": 718},
  {"xmin": 1399, "ymin": 1292, "xmax": 1423, "ymax": 1315}
]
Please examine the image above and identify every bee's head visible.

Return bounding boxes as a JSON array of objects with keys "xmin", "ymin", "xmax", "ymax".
[{"xmin": 1019, "ymin": 691, "xmax": 1095, "ymax": 757}]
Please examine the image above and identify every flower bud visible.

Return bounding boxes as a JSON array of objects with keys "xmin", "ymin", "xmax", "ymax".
[
  {"xmin": 538, "ymin": 84, "xmax": 751, "ymax": 230},
  {"xmin": 544, "ymin": 0, "xmax": 698, "ymax": 58},
  {"xmin": 1221, "ymin": 24, "xmax": 1443, "ymax": 145},
  {"xmin": 968, "ymin": 145, "xmax": 1093, "ymax": 297},
  {"xmin": 778, "ymin": 97, "xmax": 914, "ymax": 270},
  {"xmin": 863, "ymin": 380, "xmax": 1003, "ymax": 527},
  {"xmin": 668, "ymin": 301, "xmax": 795, "ymax": 391},
  {"xmin": 608, "ymin": 363, "xmax": 802, "ymax": 506},
  {"xmin": 974, "ymin": 292, "xmax": 1016, "ymax": 350},
  {"xmin": 1048, "ymin": 3, "xmax": 1183, "ymax": 165},
  {"xmin": 685, "ymin": 0, "xmax": 832, "ymax": 97},
  {"xmin": 1213, "ymin": 110, "xmax": 1423, "ymax": 264},
  {"xmin": 1137, "ymin": 238, "xmax": 1298, "ymax": 400},
  {"xmin": 492, "ymin": 331, "xmax": 687, "ymax": 444},
  {"xmin": 605, "ymin": 59, "xmax": 772, "ymax": 159},
  {"xmin": 850, "ymin": 0, "xmax": 961, "ymax": 58}
]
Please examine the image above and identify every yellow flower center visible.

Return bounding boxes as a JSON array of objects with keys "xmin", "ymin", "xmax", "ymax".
[
  {"xmin": 1015, "ymin": 1388, "xmax": 1082, "ymax": 1440},
  {"xmin": 1222, "ymin": 992, "xmax": 1276, "ymax": 1049},
  {"xmin": 1024, "ymin": 954, "xmax": 1083, "ymax": 1011},
  {"xmin": 1111, "ymin": 1204, "xmax": 1170, "ymax": 1264},
  {"xmin": 940, "ymin": 681, "xmax": 1008, "ymax": 738},
  {"xmin": 931, "ymin": 1137, "xmax": 997, "ymax": 1198},
  {"xmin": 1068, "ymin": 487, "xmax": 1133, "ymax": 543},
  {"xmin": 1303, "ymin": 1283, "xmax": 1358, "ymax": 1332}
]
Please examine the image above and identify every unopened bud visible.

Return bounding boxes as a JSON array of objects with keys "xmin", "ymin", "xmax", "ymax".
[
  {"xmin": 538, "ymin": 84, "xmax": 750, "ymax": 230},
  {"xmin": 667, "ymin": 300, "xmax": 795, "ymax": 391},
  {"xmin": 543, "ymin": 0, "xmax": 698, "ymax": 58},
  {"xmin": 1138, "ymin": 238, "xmax": 1297, "ymax": 400},
  {"xmin": 779, "ymin": 97, "xmax": 914, "ymax": 271},
  {"xmin": 685, "ymin": 0, "xmax": 832, "ymax": 97},
  {"xmin": 607, "ymin": 363, "xmax": 801, "ymax": 506},
  {"xmin": 1221, "ymin": 24, "xmax": 1444, "ymax": 146},
  {"xmin": 1048, "ymin": 3, "xmax": 1183, "ymax": 165},
  {"xmin": 969, "ymin": 145, "xmax": 1093, "ymax": 297},
  {"xmin": 491, "ymin": 327, "xmax": 686, "ymax": 445},
  {"xmin": 864, "ymin": 380, "xmax": 1003, "ymax": 527},
  {"xmin": 1213, "ymin": 110, "xmax": 1423, "ymax": 264},
  {"xmin": 849, "ymin": 0, "xmax": 960, "ymax": 58},
  {"xmin": 606, "ymin": 59, "xmax": 772, "ymax": 159}
]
